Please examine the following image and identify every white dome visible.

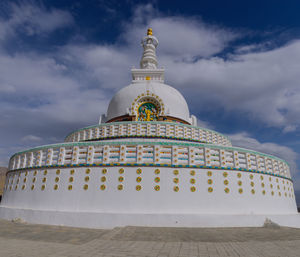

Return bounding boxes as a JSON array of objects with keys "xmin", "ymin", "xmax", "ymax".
[{"xmin": 106, "ymin": 81, "xmax": 191, "ymax": 123}]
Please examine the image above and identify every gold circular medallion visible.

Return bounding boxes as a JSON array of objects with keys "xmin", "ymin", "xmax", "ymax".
[
  {"xmin": 136, "ymin": 185, "xmax": 142, "ymax": 191},
  {"xmin": 56, "ymin": 169, "xmax": 60, "ymax": 175},
  {"xmin": 190, "ymin": 186, "xmax": 196, "ymax": 192},
  {"xmin": 208, "ymin": 187, "xmax": 213, "ymax": 193},
  {"xmin": 85, "ymin": 176, "xmax": 90, "ymax": 182},
  {"xmin": 119, "ymin": 168, "xmax": 124, "ymax": 174},
  {"xmin": 136, "ymin": 177, "xmax": 142, "ymax": 183},
  {"xmin": 118, "ymin": 184, "xmax": 123, "ymax": 190},
  {"xmin": 136, "ymin": 168, "xmax": 142, "ymax": 174},
  {"xmin": 190, "ymin": 170, "xmax": 195, "ymax": 176},
  {"xmin": 83, "ymin": 184, "xmax": 88, "ymax": 190},
  {"xmin": 101, "ymin": 176, "xmax": 106, "ymax": 182},
  {"xmin": 100, "ymin": 184, "xmax": 106, "ymax": 190},
  {"xmin": 173, "ymin": 186, "xmax": 179, "ymax": 192},
  {"xmin": 68, "ymin": 185, "xmax": 72, "ymax": 191},
  {"xmin": 155, "ymin": 169, "xmax": 160, "ymax": 174},
  {"xmin": 224, "ymin": 180, "xmax": 229, "ymax": 185},
  {"xmin": 173, "ymin": 170, "xmax": 179, "ymax": 175},
  {"xmin": 154, "ymin": 185, "xmax": 160, "ymax": 191}
]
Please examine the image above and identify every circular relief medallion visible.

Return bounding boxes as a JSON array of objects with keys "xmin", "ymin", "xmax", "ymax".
[
  {"xmin": 56, "ymin": 169, "xmax": 61, "ymax": 175},
  {"xmin": 32, "ymin": 177, "xmax": 36, "ymax": 183},
  {"xmin": 238, "ymin": 188, "xmax": 243, "ymax": 194},
  {"xmin": 119, "ymin": 168, "xmax": 124, "ymax": 174},
  {"xmin": 42, "ymin": 177, "xmax": 47, "ymax": 183},
  {"xmin": 41, "ymin": 184, "xmax": 45, "ymax": 191},
  {"xmin": 154, "ymin": 177, "xmax": 160, "ymax": 183},
  {"xmin": 83, "ymin": 184, "xmax": 88, "ymax": 190},
  {"xmin": 86, "ymin": 169, "xmax": 91, "ymax": 174},
  {"xmin": 251, "ymin": 189, "xmax": 255, "ymax": 194},
  {"xmin": 102, "ymin": 168, "xmax": 107, "ymax": 174},
  {"xmin": 250, "ymin": 181, "xmax": 254, "ymax": 187},
  {"xmin": 70, "ymin": 169, "xmax": 75, "ymax": 175},
  {"xmin": 23, "ymin": 178, "xmax": 27, "ymax": 183},
  {"xmin": 224, "ymin": 180, "xmax": 229, "ymax": 185},
  {"xmin": 101, "ymin": 176, "xmax": 106, "ymax": 182},
  {"xmin": 154, "ymin": 169, "xmax": 160, "ymax": 175},
  {"xmin": 34, "ymin": 170, "xmax": 38, "ymax": 176},
  {"xmin": 44, "ymin": 170, "xmax": 47, "ymax": 175},
  {"xmin": 237, "ymin": 180, "xmax": 242, "ymax": 186},
  {"xmin": 25, "ymin": 171, "xmax": 28, "ymax": 176},
  {"xmin": 190, "ymin": 178, "xmax": 196, "ymax": 184},
  {"xmin": 207, "ymin": 179, "xmax": 213, "ymax": 185},
  {"xmin": 68, "ymin": 185, "xmax": 72, "ymax": 191},
  {"xmin": 173, "ymin": 178, "xmax": 179, "ymax": 184},
  {"xmin": 22, "ymin": 185, "xmax": 25, "ymax": 190},
  {"xmin": 100, "ymin": 184, "xmax": 106, "ymax": 191},
  {"xmin": 54, "ymin": 184, "xmax": 58, "ymax": 190},
  {"xmin": 207, "ymin": 171, "xmax": 212, "ymax": 177},
  {"xmin": 249, "ymin": 174, "xmax": 254, "ymax": 179},
  {"xmin": 224, "ymin": 187, "xmax": 230, "ymax": 194},
  {"xmin": 14, "ymin": 185, "xmax": 18, "ymax": 190},
  {"xmin": 136, "ymin": 185, "xmax": 142, "ymax": 191},
  {"xmin": 69, "ymin": 177, "xmax": 74, "ymax": 183},
  {"xmin": 276, "ymin": 178, "xmax": 279, "ymax": 183},
  {"xmin": 137, "ymin": 102, "xmax": 159, "ymax": 121},
  {"xmin": 260, "ymin": 175, "xmax": 264, "ymax": 180},
  {"xmin": 85, "ymin": 176, "xmax": 89, "ymax": 182},
  {"xmin": 154, "ymin": 185, "xmax": 160, "ymax": 191},
  {"xmin": 190, "ymin": 186, "xmax": 196, "ymax": 192},
  {"xmin": 208, "ymin": 187, "xmax": 213, "ymax": 193},
  {"xmin": 270, "ymin": 184, "xmax": 273, "ymax": 189},
  {"xmin": 269, "ymin": 177, "xmax": 272, "ymax": 182},
  {"xmin": 173, "ymin": 170, "xmax": 179, "ymax": 175},
  {"xmin": 261, "ymin": 183, "xmax": 265, "ymax": 188},
  {"xmin": 136, "ymin": 177, "xmax": 142, "ymax": 183},
  {"xmin": 279, "ymin": 192, "xmax": 281, "ymax": 196},
  {"xmin": 118, "ymin": 184, "xmax": 123, "ymax": 190},
  {"xmin": 271, "ymin": 191, "xmax": 274, "ymax": 196},
  {"xmin": 262, "ymin": 190, "xmax": 266, "ymax": 195},
  {"xmin": 55, "ymin": 177, "xmax": 60, "ymax": 183},
  {"xmin": 237, "ymin": 173, "xmax": 242, "ymax": 178},
  {"xmin": 118, "ymin": 176, "xmax": 124, "ymax": 182},
  {"xmin": 223, "ymin": 172, "xmax": 228, "ymax": 178},
  {"xmin": 277, "ymin": 185, "xmax": 280, "ymax": 190},
  {"xmin": 173, "ymin": 186, "xmax": 179, "ymax": 192},
  {"xmin": 136, "ymin": 168, "xmax": 142, "ymax": 174},
  {"xmin": 190, "ymin": 170, "xmax": 195, "ymax": 176}
]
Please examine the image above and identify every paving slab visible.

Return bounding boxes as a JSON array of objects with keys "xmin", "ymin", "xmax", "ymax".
[{"xmin": 0, "ymin": 219, "xmax": 300, "ymax": 257}]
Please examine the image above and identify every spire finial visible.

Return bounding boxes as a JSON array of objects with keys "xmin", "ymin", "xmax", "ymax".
[{"xmin": 140, "ymin": 28, "xmax": 159, "ymax": 69}]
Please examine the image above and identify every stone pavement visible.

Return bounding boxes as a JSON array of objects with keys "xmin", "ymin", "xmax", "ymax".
[{"xmin": 0, "ymin": 219, "xmax": 300, "ymax": 257}]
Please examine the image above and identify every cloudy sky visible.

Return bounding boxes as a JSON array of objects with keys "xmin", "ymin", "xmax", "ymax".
[{"xmin": 1, "ymin": 0, "xmax": 300, "ymax": 202}]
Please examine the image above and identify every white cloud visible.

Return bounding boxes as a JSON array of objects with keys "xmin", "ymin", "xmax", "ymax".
[
  {"xmin": 0, "ymin": 2, "xmax": 73, "ymax": 40},
  {"xmin": 21, "ymin": 135, "xmax": 42, "ymax": 142}
]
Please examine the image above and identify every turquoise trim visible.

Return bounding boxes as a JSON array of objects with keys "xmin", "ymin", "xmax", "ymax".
[
  {"xmin": 64, "ymin": 121, "xmax": 231, "ymax": 143},
  {"xmin": 9, "ymin": 140, "xmax": 290, "ymax": 167},
  {"xmin": 7, "ymin": 163, "xmax": 292, "ymax": 182}
]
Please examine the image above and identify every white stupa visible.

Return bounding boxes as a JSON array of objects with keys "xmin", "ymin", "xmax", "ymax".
[{"xmin": 0, "ymin": 29, "xmax": 299, "ymax": 228}]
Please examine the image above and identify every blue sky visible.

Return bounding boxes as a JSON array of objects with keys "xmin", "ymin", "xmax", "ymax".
[{"xmin": 1, "ymin": 0, "xmax": 300, "ymax": 203}]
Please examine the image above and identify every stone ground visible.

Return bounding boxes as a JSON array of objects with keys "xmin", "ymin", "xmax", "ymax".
[{"xmin": 0, "ymin": 219, "xmax": 300, "ymax": 257}]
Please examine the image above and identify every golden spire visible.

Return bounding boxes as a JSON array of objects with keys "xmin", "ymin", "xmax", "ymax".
[{"xmin": 147, "ymin": 28, "xmax": 153, "ymax": 36}]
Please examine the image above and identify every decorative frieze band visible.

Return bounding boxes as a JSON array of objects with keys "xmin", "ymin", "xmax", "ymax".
[
  {"xmin": 9, "ymin": 141, "xmax": 291, "ymax": 179},
  {"xmin": 64, "ymin": 121, "xmax": 232, "ymax": 147}
]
